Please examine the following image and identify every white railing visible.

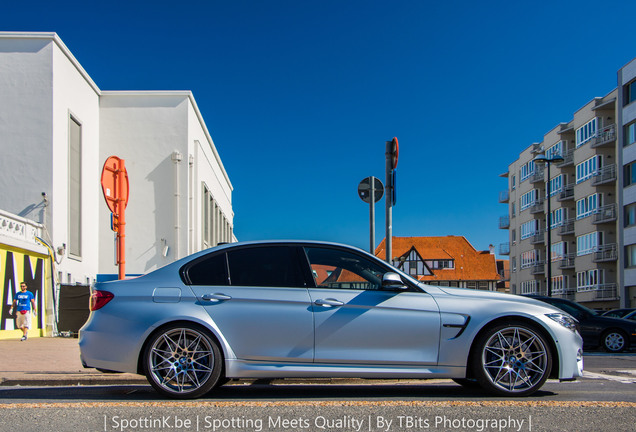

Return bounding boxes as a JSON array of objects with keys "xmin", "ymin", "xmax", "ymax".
[{"xmin": 0, "ymin": 209, "xmax": 43, "ymax": 245}]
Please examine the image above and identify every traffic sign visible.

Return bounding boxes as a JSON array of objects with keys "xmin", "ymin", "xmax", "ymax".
[
  {"xmin": 101, "ymin": 156, "xmax": 129, "ymax": 213},
  {"xmin": 358, "ymin": 177, "xmax": 384, "ymax": 203}
]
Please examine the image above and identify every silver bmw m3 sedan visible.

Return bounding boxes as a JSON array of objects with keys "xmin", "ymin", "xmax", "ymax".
[{"xmin": 79, "ymin": 241, "xmax": 583, "ymax": 399}]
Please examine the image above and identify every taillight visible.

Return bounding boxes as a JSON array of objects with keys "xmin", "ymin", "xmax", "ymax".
[{"xmin": 90, "ymin": 290, "xmax": 114, "ymax": 311}]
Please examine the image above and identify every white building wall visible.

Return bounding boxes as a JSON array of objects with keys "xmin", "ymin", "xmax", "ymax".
[
  {"xmin": 51, "ymin": 39, "xmax": 101, "ymax": 285},
  {"xmin": 0, "ymin": 36, "xmax": 54, "ymax": 225}
]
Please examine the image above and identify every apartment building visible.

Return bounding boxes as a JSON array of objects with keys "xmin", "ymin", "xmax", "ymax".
[
  {"xmin": 618, "ymin": 58, "xmax": 636, "ymax": 308},
  {"xmin": 500, "ymin": 90, "xmax": 620, "ymax": 309}
]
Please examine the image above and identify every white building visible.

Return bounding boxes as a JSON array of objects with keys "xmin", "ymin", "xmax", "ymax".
[{"xmin": 0, "ymin": 32, "xmax": 234, "ymax": 288}]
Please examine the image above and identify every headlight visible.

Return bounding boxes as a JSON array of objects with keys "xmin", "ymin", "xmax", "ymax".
[{"xmin": 546, "ymin": 313, "xmax": 578, "ymax": 333}]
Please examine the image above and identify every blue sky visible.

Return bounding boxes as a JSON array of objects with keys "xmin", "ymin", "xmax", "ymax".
[{"xmin": 3, "ymin": 1, "xmax": 636, "ymax": 254}]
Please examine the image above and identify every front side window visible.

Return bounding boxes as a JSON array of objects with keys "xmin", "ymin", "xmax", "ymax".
[{"xmin": 305, "ymin": 247, "xmax": 390, "ymax": 291}]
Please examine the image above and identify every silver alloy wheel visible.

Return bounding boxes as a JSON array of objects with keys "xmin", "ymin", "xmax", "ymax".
[
  {"xmin": 480, "ymin": 326, "xmax": 549, "ymax": 394},
  {"xmin": 147, "ymin": 327, "xmax": 216, "ymax": 396},
  {"xmin": 603, "ymin": 331, "xmax": 626, "ymax": 352}
]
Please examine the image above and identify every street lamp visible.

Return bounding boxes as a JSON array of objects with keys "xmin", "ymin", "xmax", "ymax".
[{"xmin": 533, "ymin": 154, "xmax": 564, "ymax": 297}]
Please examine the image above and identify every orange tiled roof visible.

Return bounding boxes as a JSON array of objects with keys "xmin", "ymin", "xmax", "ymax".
[{"xmin": 375, "ymin": 236, "xmax": 500, "ymax": 282}]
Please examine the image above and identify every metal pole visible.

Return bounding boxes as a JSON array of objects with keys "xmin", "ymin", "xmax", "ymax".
[
  {"xmin": 117, "ymin": 159, "xmax": 126, "ymax": 280},
  {"xmin": 385, "ymin": 141, "xmax": 392, "ymax": 263},
  {"xmin": 370, "ymin": 177, "xmax": 375, "ymax": 254},
  {"xmin": 546, "ymin": 162, "xmax": 552, "ymax": 297}
]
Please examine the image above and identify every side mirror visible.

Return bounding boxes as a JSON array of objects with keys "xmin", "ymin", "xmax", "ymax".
[{"xmin": 382, "ymin": 272, "xmax": 408, "ymax": 290}]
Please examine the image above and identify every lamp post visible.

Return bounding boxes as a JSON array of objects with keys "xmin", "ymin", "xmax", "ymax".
[{"xmin": 533, "ymin": 154, "xmax": 564, "ymax": 297}]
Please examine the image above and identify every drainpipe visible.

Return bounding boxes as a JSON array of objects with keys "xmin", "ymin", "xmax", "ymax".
[{"xmin": 172, "ymin": 151, "xmax": 183, "ymax": 260}]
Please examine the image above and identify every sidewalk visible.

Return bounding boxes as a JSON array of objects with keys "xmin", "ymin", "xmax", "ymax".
[{"xmin": 0, "ymin": 336, "xmax": 147, "ymax": 387}]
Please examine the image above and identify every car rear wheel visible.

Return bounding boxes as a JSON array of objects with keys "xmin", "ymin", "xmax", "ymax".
[
  {"xmin": 602, "ymin": 330, "xmax": 627, "ymax": 353},
  {"xmin": 143, "ymin": 324, "xmax": 222, "ymax": 399},
  {"xmin": 472, "ymin": 322, "xmax": 552, "ymax": 397}
]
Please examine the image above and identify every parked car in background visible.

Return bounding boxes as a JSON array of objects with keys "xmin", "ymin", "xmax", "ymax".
[
  {"xmin": 525, "ymin": 295, "xmax": 636, "ymax": 353},
  {"xmin": 601, "ymin": 308, "xmax": 636, "ymax": 319},
  {"xmin": 79, "ymin": 241, "xmax": 583, "ymax": 399}
]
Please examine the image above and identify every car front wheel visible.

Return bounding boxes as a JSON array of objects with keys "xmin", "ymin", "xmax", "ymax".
[
  {"xmin": 143, "ymin": 324, "xmax": 222, "ymax": 399},
  {"xmin": 472, "ymin": 322, "xmax": 552, "ymax": 397},
  {"xmin": 602, "ymin": 330, "xmax": 627, "ymax": 353}
]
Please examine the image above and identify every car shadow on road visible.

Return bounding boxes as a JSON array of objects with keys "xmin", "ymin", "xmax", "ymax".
[{"xmin": 0, "ymin": 382, "xmax": 556, "ymax": 402}]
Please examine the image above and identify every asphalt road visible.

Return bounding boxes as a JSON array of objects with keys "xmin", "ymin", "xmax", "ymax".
[{"xmin": 0, "ymin": 353, "xmax": 634, "ymax": 432}]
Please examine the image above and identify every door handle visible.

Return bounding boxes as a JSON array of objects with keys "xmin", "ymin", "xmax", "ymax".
[
  {"xmin": 202, "ymin": 293, "xmax": 232, "ymax": 302},
  {"xmin": 314, "ymin": 298, "xmax": 344, "ymax": 307}
]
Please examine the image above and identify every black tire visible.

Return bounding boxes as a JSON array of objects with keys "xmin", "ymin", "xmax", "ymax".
[
  {"xmin": 602, "ymin": 329, "xmax": 628, "ymax": 353},
  {"xmin": 143, "ymin": 323, "xmax": 222, "ymax": 399},
  {"xmin": 471, "ymin": 322, "xmax": 552, "ymax": 397}
]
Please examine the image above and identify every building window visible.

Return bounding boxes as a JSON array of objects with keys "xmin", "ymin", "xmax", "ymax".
[
  {"xmin": 546, "ymin": 141, "xmax": 564, "ymax": 159},
  {"xmin": 626, "ymin": 244, "xmax": 636, "ymax": 268},
  {"xmin": 521, "ymin": 250, "xmax": 540, "ymax": 269},
  {"xmin": 625, "ymin": 79, "xmax": 636, "ymax": 106},
  {"xmin": 548, "ymin": 175, "xmax": 564, "ymax": 196},
  {"xmin": 576, "ymin": 118, "xmax": 597, "ymax": 148},
  {"xmin": 577, "ymin": 269, "xmax": 603, "ymax": 292},
  {"xmin": 624, "ymin": 161, "xmax": 636, "ymax": 187},
  {"xmin": 69, "ymin": 116, "xmax": 82, "ymax": 258},
  {"xmin": 424, "ymin": 259, "xmax": 454, "ymax": 270},
  {"xmin": 576, "ymin": 193, "xmax": 602, "ymax": 220},
  {"xmin": 520, "ymin": 280, "xmax": 540, "ymax": 295},
  {"xmin": 576, "ymin": 232, "xmax": 602, "ymax": 256},
  {"xmin": 520, "ymin": 161, "xmax": 535, "ymax": 182},
  {"xmin": 625, "ymin": 203, "xmax": 636, "ymax": 227},
  {"xmin": 551, "ymin": 275, "xmax": 567, "ymax": 294},
  {"xmin": 521, "ymin": 220, "xmax": 539, "ymax": 240},
  {"xmin": 511, "ymin": 175, "xmax": 516, "ymax": 190},
  {"xmin": 575, "ymin": 155, "xmax": 601, "ymax": 184},
  {"xmin": 511, "ymin": 257, "xmax": 516, "ymax": 272},
  {"xmin": 551, "ymin": 242, "xmax": 567, "ymax": 262},
  {"xmin": 625, "ymin": 122, "xmax": 636, "ymax": 147},
  {"xmin": 550, "ymin": 208, "xmax": 565, "ymax": 229},
  {"xmin": 520, "ymin": 189, "xmax": 538, "ymax": 211}
]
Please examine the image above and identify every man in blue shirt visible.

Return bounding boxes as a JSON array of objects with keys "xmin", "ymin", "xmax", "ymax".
[{"xmin": 10, "ymin": 282, "xmax": 36, "ymax": 341}]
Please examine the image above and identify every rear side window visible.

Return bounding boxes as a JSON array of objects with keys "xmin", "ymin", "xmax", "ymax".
[
  {"xmin": 227, "ymin": 246, "xmax": 303, "ymax": 288},
  {"xmin": 186, "ymin": 253, "xmax": 229, "ymax": 286}
]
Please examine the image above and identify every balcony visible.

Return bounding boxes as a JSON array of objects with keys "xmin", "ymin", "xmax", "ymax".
[
  {"xmin": 557, "ymin": 183, "xmax": 574, "ymax": 201},
  {"xmin": 559, "ymin": 253, "xmax": 576, "ymax": 269},
  {"xmin": 499, "ymin": 215, "xmax": 510, "ymax": 229},
  {"xmin": 499, "ymin": 190, "xmax": 510, "ymax": 203},
  {"xmin": 552, "ymin": 289, "xmax": 576, "ymax": 300},
  {"xmin": 531, "ymin": 261, "xmax": 545, "ymax": 275},
  {"xmin": 0, "ymin": 210, "xmax": 43, "ymax": 245},
  {"xmin": 592, "ymin": 164, "xmax": 616, "ymax": 186},
  {"xmin": 530, "ymin": 231, "xmax": 545, "ymax": 245},
  {"xmin": 591, "ymin": 124, "xmax": 616, "ymax": 148},
  {"xmin": 499, "ymin": 242, "xmax": 510, "ymax": 256},
  {"xmin": 558, "ymin": 219, "xmax": 575, "ymax": 235},
  {"xmin": 529, "ymin": 168, "xmax": 545, "ymax": 184},
  {"xmin": 577, "ymin": 283, "xmax": 618, "ymax": 300},
  {"xmin": 592, "ymin": 203, "xmax": 617, "ymax": 224},
  {"xmin": 556, "ymin": 148, "xmax": 574, "ymax": 167},
  {"xmin": 593, "ymin": 243, "xmax": 617, "ymax": 262},
  {"xmin": 530, "ymin": 198, "xmax": 545, "ymax": 214}
]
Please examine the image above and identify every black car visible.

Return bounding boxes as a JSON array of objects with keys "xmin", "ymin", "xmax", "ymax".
[
  {"xmin": 525, "ymin": 295, "xmax": 636, "ymax": 353},
  {"xmin": 601, "ymin": 308, "xmax": 636, "ymax": 319}
]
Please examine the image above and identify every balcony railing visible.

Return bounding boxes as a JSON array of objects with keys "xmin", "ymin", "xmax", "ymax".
[
  {"xmin": 557, "ymin": 183, "xmax": 574, "ymax": 201},
  {"xmin": 592, "ymin": 203, "xmax": 617, "ymax": 224},
  {"xmin": 530, "ymin": 198, "xmax": 545, "ymax": 214},
  {"xmin": 577, "ymin": 283, "xmax": 618, "ymax": 300},
  {"xmin": 559, "ymin": 253, "xmax": 576, "ymax": 269},
  {"xmin": 499, "ymin": 215, "xmax": 510, "ymax": 229},
  {"xmin": 592, "ymin": 164, "xmax": 617, "ymax": 186},
  {"xmin": 552, "ymin": 288, "xmax": 576, "ymax": 300},
  {"xmin": 558, "ymin": 219, "xmax": 575, "ymax": 235},
  {"xmin": 530, "ymin": 231, "xmax": 545, "ymax": 245},
  {"xmin": 531, "ymin": 261, "xmax": 545, "ymax": 275},
  {"xmin": 591, "ymin": 124, "xmax": 616, "ymax": 148},
  {"xmin": 529, "ymin": 168, "xmax": 545, "ymax": 184},
  {"xmin": 499, "ymin": 190, "xmax": 510, "ymax": 203},
  {"xmin": 556, "ymin": 148, "xmax": 574, "ymax": 167},
  {"xmin": 0, "ymin": 210, "xmax": 43, "ymax": 245},
  {"xmin": 593, "ymin": 243, "xmax": 618, "ymax": 262},
  {"xmin": 499, "ymin": 242, "xmax": 510, "ymax": 256}
]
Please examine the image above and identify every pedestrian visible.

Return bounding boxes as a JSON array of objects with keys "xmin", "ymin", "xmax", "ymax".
[{"xmin": 9, "ymin": 282, "xmax": 37, "ymax": 341}]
